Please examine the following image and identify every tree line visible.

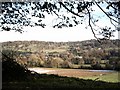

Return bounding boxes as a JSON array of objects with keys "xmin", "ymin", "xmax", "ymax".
[{"xmin": 1, "ymin": 39, "xmax": 120, "ymax": 70}]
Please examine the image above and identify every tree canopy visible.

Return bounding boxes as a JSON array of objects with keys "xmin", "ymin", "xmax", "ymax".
[{"xmin": 0, "ymin": 0, "xmax": 120, "ymax": 41}]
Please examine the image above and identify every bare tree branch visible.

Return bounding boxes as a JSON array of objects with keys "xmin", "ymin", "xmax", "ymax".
[
  {"xmin": 52, "ymin": 10, "xmax": 59, "ymax": 16},
  {"xmin": 105, "ymin": 1, "xmax": 117, "ymax": 10},
  {"xmin": 110, "ymin": 19, "xmax": 116, "ymax": 28},
  {"xmin": 59, "ymin": 2, "xmax": 84, "ymax": 17},
  {"xmin": 86, "ymin": 8, "xmax": 101, "ymax": 43},
  {"xmin": 95, "ymin": 2, "xmax": 119, "ymax": 24}
]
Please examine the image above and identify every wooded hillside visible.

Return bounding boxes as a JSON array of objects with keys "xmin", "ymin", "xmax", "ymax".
[{"xmin": 1, "ymin": 39, "xmax": 120, "ymax": 70}]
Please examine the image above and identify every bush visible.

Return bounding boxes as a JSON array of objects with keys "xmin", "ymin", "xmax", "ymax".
[
  {"xmin": 91, "ymin": 63, "xmax": 101, "ymax": 70},
  {"xmin": 2, "ymin": 53, "xmax": 31, "ymax": 81}
]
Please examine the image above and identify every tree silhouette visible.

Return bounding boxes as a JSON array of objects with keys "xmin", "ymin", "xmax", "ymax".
[
  {"xmin": 2, "ymin": 52, "xmax": 28, "ymax": 81},
  {"xmin": 0, "ymin": 1, "xmax": 119, "ymax": 40}
]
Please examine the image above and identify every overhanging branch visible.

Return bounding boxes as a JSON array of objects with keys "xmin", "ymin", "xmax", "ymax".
[
  {"xmin": 95, "ymin": 1, "xmax": 119, "ymax": 24},
  {"xmin": 59, "ymin": 2, "xmax": 84, "ymax": 17},
  {"xmin": 86, "ymin": 8, "xmax": 101, "ymax": 43}
]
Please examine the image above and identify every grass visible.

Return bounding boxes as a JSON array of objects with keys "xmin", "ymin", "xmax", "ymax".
[
  {"xmin": 82, "ymin": 72, "xmax": 120, "ymax": 83},
  {"xmin": 3, "ymin": 53, "xmax": 120, "ymax": 89},
  {"xmin": 3, "ymin": 74, "xmax": 120, "ymax": 89},
  {"xmin": 43, "ymin": 49, "xmax": 66, "ymax": 53},
  {"xmin": 28, "ymin": 67, "xmax": 119, "ymax": 83},
  {"xmin": 46, "ymin": 68, "xmax": 120, "ymax": 83}
]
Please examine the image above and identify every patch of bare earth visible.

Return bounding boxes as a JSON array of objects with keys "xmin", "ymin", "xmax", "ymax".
[
  {"xmin": 28, "ymin": 68, "xmax": 113, "ymax": 78},
  {"xmin": 44, "ymin": 68, "xmax": 112, "ymax": 78}
]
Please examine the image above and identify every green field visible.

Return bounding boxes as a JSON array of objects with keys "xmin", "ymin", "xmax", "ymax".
[
  {"xmin": 28, "ymin": 67, "xmax": 120, "ymax": 83},
  {"xmin": 43, "ymin": 49, "xmax": 67, "ymax": 53},
  {"xmin": 83, "ymin": 72, "xmax": 120, "ymax": 83},
  {"xmin": 3, "ymin": 73, "xmax": 120, "ymax": 89}
]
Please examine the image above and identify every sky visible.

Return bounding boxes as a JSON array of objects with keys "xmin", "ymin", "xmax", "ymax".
[
  {"xmin": 0, "ymin": 26, "xmax": 96, "ymax": 42},
  {"xmin": 0, "ymin": 2, "xmax": 119, "ymax": 42},
  {"xmin": 0, "ymin": 25, "xmax": 118, "ymax": 42}
]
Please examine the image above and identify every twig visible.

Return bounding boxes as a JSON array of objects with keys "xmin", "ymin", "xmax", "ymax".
[
  {"xmin": 52, "ymin": 10, "xmax": 59, "ymax": 16},
  {"xmin": 86, "ymin": 8, "xmax": 101, "ymax": 43},
  {"xmin": 110, "ymin": 18, "xmax": 117, "ymax": 28},
  {"xmin": 105, "ymin": 1, "xmax": 117, "ymax": 10},
  {"xmin": 95, "ymin": 1, "xmax": 119, "ymax": 24},
  {"xmin": 91, "ymin": 77, "xmax": 99, "ymax": 87},
  {"xmin": 59, "ymin": 2, "xmax": 84, "ymax": 17}
]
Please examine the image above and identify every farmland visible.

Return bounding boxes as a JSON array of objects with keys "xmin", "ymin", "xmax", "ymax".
[
  {"xmin": 2, "ymin": 39, "xmax": 120, "ymax": 70},
  {"xmin": 28, "ymin": 67, "xmax": 119, "ymax": 83},
  {"xmin": 2, "ymin": 39, "xmax": 120, "ymax": 89}
]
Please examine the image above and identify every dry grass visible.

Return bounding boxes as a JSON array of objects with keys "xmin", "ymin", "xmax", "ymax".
[{"xmin": 29, "ymin": 68, "xmax": 118, "ymax": 83}]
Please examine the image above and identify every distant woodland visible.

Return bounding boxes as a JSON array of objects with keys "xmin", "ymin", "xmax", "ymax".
[{"xmin": 1, "ymin": 39, "xmax": 120, "ymax": 70}]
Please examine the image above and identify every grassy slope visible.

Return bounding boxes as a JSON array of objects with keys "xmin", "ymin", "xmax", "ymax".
[
  {"xmin": 82, "ymin": 72, "xmax": 120, "ymax": 83},
  {"xmin": 3, "ymin": 74, "xmax": 120, "ymax": 89},
  {"xmin": 28, "ymin": 67, "xmax": 119, "ymax": 83}
]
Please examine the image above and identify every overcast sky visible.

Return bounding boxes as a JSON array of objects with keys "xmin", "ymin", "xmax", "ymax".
[{"xmin": 0, "ymin": 2, "xmax": 119, "ymax": 42}]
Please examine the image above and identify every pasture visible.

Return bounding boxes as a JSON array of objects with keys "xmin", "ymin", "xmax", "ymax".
[
  {"xmin": 28, "ymin": 68, "xmax": 119, "ymax": 83},
  {"xmin": 3, "ymin": 67, "xmax": 120, "ymax": 89}
]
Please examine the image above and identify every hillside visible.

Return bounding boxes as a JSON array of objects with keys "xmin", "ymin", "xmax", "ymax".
[{"xmin": 1, "ymin": 39, "xmax": 120, "ymax": 70}]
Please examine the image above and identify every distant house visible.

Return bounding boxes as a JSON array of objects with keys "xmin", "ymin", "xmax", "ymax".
[
  {"xmin": 100, "ymin": 60, "xmax": 109, "ymax": 64},
  {"xmin": 75, "ymin": 56, "xmax": 83, "ymax": 59}
]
